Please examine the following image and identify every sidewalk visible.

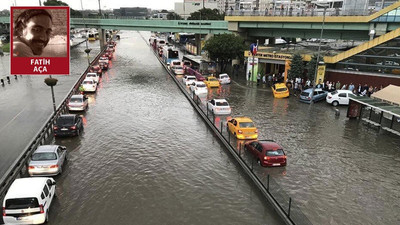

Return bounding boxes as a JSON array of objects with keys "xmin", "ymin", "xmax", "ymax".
[{"xmin": 225, "ymin": 64, "xmax": 272, "ymax": 92}]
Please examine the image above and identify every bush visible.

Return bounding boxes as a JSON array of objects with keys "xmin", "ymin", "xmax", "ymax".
[{"xmin": 2, "ymin": 43, "xmax": 10, "ymax": 52}]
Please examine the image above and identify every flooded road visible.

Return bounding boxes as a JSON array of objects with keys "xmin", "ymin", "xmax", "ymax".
[{"xmin": 47, "ymin": 31, "xmax": 284, "ymax": 224}]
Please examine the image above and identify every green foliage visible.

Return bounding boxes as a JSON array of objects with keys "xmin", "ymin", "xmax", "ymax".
[
  {"xmin": 167, "ymin": 12, "xmax": 182, "ymax": 20},
  {"xmin": 306, "ymin": 54, "xmax": 324, "ymax": 82},
  {"xmin": 188, "ymin": 8, "xmax": 224, "ymax": 20},
  {"xmin": 44, "ymin": 0, "xmax": 82, "ymax": 17},
  {"xmin": 288, "ymin": 53, "xmax": 304, "ymax": 80},
  {"xmin": 203, "ymin": 34, "xmax": 246, "ymax": 72},
  {"xmin": 2, "ymin": 43, "xmax": 10, "ymax": 52}
]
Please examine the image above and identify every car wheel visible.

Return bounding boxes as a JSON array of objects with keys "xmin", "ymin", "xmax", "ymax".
[{"xmin": 332, "ymin": 101, "xmax": 339, "ymax": 107}]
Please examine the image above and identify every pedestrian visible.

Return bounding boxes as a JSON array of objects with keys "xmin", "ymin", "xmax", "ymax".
[
  {"xmin": 349, "ymin": 83, "xmax": 355, "ymax": 92},
  {"xmin": 262, "ymin": 75, "xmax": 266, "ymax": 84},
  {"xmin": 257, "ymin": 73, "xmax": 261, "ymax": 85},
  {"xmin": 341, "ymin": 84, "xmax": 347, "ymax": 90},
  {"xmin": 368, "ymin": 85, "xmax": 374, "ymax": 97},
  {"xmin": 79, "ymin": 84, "xmax": 85, "ymax": 94},
  {"xmin": 336, "ymin": 81, "xmax": 341, "ymax": 90},
  {"xmin": 328, "ymin": 82, "xmax": 332, "ymax": 91},
  {"xmin": 248, "ymin": 71, "xmax": 251, "ymax": 81},
  {"xmin": 268, "ymin": 74, "xmax": 272, "ymax": 86},
  {"xmin": 357, "ymin": 84, "xmax": 362, "ymax": 95}
]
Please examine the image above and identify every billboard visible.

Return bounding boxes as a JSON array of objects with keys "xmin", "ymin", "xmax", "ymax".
[{"xmin": 10, "ymin": 6, "xmax": 70, "ymax": 75}]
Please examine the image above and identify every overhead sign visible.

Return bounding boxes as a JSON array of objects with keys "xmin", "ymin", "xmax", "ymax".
[
  {"xmin": 10, "ymin": 6, "xmax": 70, "ymax": 75},
  {"xmin": 316, "ymin": 65, "xmax": 326, "ymax": 84}
]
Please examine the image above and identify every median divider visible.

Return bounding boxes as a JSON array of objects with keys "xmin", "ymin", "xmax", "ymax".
[
  {"xmin": 0, "ymin": 45, "xmax": 108, "ymax": 222},
  {"xmin": 140, "ymin": 32, "xmax": 312, "ymax": 225}
]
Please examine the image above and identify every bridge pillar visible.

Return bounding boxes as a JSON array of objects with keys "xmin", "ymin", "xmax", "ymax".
[
  {"xmin": 98, "ymin": 28, "xmax": 106, "ymax": 51},
  {"xmin": 195, "ymin": 34, "xmax": 202, "ymax": 56}
]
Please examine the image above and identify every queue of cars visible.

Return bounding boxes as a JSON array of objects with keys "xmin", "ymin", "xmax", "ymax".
[{"xmin": 1, "ymin": 41, "xmax": 118, "ymax": 225}]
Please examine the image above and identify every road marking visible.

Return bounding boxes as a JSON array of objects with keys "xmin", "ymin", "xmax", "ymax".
[{"xmin": 0, "ymin": 106, "xmax": 27, "ymax": 133}]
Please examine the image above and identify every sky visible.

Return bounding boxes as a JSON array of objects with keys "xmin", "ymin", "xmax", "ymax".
[{"xmin": 1, "ymin": 0, "xmax": 179, "ymax": 11}]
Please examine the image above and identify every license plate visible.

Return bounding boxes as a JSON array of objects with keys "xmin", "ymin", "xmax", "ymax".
[
  {"xmin": 61, "ymin": 128, "xmax": 68, "ymax": 131},
  {"xmin": 272, "ymin": 163, "xmax": 281, "ymax": 166}
]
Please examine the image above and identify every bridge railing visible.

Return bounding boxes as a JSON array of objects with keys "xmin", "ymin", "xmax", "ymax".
[{"xmin": 226, "ymin": 8, "xmax": 374, "ymax": 17}]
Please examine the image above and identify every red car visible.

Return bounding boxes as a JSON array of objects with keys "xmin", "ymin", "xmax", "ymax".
[
  {"xmin": 104, "ymin": 51, "xmax": 113, "ymax": 60},
  {"xmin": 89, "ymin": 65, "xmax": 102, "ymax": 76},
  {"xmin": 244, "ymin": 140, "xmax": 287, "ymax": 167}
]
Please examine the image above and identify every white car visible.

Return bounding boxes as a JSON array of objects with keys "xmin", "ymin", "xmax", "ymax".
[
  {"xmin": 98, "ymin": 57, "xmax": 109, "ymax": 64},
  {"xmin": 85, "ymin": 72, "xmax": 99, "ymax": 83},
  {"xmin": 2, "ymin": 177, "xmax": 56, "ymax": 224},
  {"xmin": 182, "ymin": 75, "xmax": 196, "ymax": 86},
  {"xmin": 190, "ymin": 81, "xmax": 208, "ymax": 95},
  {"xmin": 326, "ymin": 90, "xmax": 356, "ymax": 106},
  {"xmin": 218, "ymin": 73, "xmax": 231, "ymax": 84},
  {"xmin": 172, "ymin": 65, "xmax": 184, "ymax": 75},
  {"xmin": 170, "ymin": 60, "xmax": 181, "ymax": 67},
  {"xmin": 81, "ymin": 78, "xmax": 97, "ymax": 93},
  {"xmin": 207, "ymin": 99, "xmax": 232, "ymax": 115}
]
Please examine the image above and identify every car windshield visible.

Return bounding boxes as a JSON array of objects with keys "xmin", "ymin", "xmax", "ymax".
[
  {"xmin": 83, "ymin": 81, "xmax": 93, "ymax": 84},
  {"xmin": 239, "ymin": 122, "xmax": 254, "ymax": 128},
  {"xmin": 266, "ymin": 149, "xmax": 284, "ymax": 156},
  {"xmin": 276, "ymin": 87, "xmax": 287, "ymax": 92},
  {"xmin": 32, "ymin": 152, "xmax": 57, "ymax": 161},
  {"xmin": 197, "ymin": 84, "xmax": 206, "ymax": 87},
  {"xmin": 216, "ymin": 101, "xmax": 229, "ymax": 106},
  {"xmin": 70, "ymin": 97, "xmax": 82, "ymax": 103},
  {"xmin": 87, "ymin": 74, "xmax": 95, "ymax": 77},
  {"xmin": 209, "ymin": 78, "xmax": 217, "ymax": 81},
  {"xmin": 188, "ymin": 77, "xmax": 196, "ymax": 80},
  {"xmin": 300, "ymin": 92, "xmax": 310, "ymax": 97},
  {"xmin": 331, "ymin": 90, "xmax": 338, "ymax": 95},
  {"xmin": 100, "ymin": 57, "xmax": 107, "ymax": 60},
  {"xmin": 183, "ymin": 62, "xmax": 191, "ymax": 66},
  {"xmin": 56, "ymin": 117, "xmax": 74, "ymax": 126},
  {"xmin": 220, "ymin": 75, "xmax": 228, "ymax": 79},
  {"xmin": 5, "ymin": 198, "xmax": 39, "ymax": 209}
]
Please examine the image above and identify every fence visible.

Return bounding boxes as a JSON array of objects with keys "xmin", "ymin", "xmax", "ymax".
[
  {"xmin": 0, "ymin": 46, "xmax": 107, "ymax": 223},
  {"xmin": 143, "ymin": 32, "xmax": 313, "ymax": 225}
]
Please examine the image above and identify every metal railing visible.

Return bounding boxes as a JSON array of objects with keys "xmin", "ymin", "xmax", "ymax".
[
  {"xmin": 0, "ymin": 46, "xmax": 107, "ymax": 221},
  {"xmin": 226, "ymin": 8, "xmax": 375, "ymax": 17},
  {"xmin": 143, "ymin": 32, "xmax": 313, "ymax": 225}
]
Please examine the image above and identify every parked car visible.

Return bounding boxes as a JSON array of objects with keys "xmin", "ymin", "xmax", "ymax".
[
  {"xmin": 85, "ymin": 72, "xmax": 99, "ymax": 83},
  {"xmin": 207, "ymin": 99, "xmax": 232, "ymax": 115},
  {"xmin": 104, "ymin": 51, "xmax": 113, "ymax": 59},
  {"xmin": 171, "ymin": 65, "xmax": 184, "ymax": 75},
  {"xmin": 98, "ymin": 56, "xmax": 109, "ymax": 65},
  {"xmin": 28, "ymin": 145, "xmax": 67, "ymax": 176},
  {"xmin": 299, "ymin": 88, "xmax": 327, "ymax": 103},
  {"xmin": 218, "ymin": 73, "xmax": 231, "ymax": 84},
  {"xmin": 326, "ymin": 90, "xmax": 356, "ymax": 106},
  {"xmin": 182, "ymin": 75, "xmax": 197, "ymax": 86},
  {"xmin": 2, "ymin": 177, "xmax": 56, "ymax": 224},
  {"xmin": 272, "ymin": 83, "xmax": 289, "ymax": 98},
  {"xmin": 182, "ymin": 60, "xmax": 192, "ymax": 69},
  {"xmin": 204, "ymin": 76, "xmax": 220, "ymax": 88},
  {"xmin": 227, "ymin": 117, "xmax": 258, "ymax": 140},
  {"xmin": 189, "ymin": 81, "xmax": 208, "ymax": 95},
  {"xmin": 53, "ymin": 114, "xmax": 84, "ymax": 137},
  {"xmin": 244, "ymin": 140, "xmax": 287, "ymax": 167},
  {"xmin": 170, "ymin": 60, "xmax": 181, "ymax": 67},
  {"xmin": 81, "ymin": 78, "xmax": 97, "ymax": 93},
  {"xmin": 67, "ymin": 94, "xmax": 88, "ymax": 112}
]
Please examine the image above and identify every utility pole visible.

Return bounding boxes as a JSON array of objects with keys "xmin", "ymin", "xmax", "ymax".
[
  {"xmin": 310, "ymin": 4, "xmax": 327, "ymax": 104},
  {"xmin": 98, "ymin": 0, "xmax": 102, "ymax": 18}
]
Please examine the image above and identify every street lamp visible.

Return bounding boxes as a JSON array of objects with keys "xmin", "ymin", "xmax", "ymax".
[{"xmin": 310, "ymin": 3, "xmax": 328, "ymax": 104}]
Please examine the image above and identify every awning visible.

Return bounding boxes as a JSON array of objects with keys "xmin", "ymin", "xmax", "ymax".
[
  {"xmin": 371, "ymin": 85, "xmax": 400, "ymax": 106},
  {"xmin": 350, "ymin": 95, "xmax": 400, "ymax": 118}
]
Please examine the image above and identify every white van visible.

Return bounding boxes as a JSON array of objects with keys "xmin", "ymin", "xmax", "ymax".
[{"xmin": 2, "ymin": 177, "xmax": 56, "ymax": 224}]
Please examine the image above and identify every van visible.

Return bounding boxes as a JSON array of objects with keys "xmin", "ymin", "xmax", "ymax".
[{"xmin": 2, "ymin": 177, "xmax": 56, "ymax": 224}]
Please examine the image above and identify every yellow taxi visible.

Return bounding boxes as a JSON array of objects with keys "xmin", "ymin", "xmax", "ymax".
[
  {"xmin": 272, "ymin": 83, "xmax": 289, "ymax": 98},
  {"xmin": 227, "ymin": 117, "xmax": 258, "ymax": 140},
  {"xmin": 204, "ymin": 76, "xmax": 220, "ymax": 88}
]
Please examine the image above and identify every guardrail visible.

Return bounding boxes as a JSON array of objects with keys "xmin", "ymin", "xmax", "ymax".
[
  {"xmin": 226, "ymin": 8, "xmax": 374, "ymax": 17},
  {"xmin": 141, "ymin": 33, "xmax": 313, "ymax": 225},
  {"xmin": 0, "ymin": 45, "xmax": 107, "ymax": 223}
]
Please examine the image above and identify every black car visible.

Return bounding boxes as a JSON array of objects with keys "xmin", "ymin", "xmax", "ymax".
[{"xmin": 54, "ymin": 114, "xmax": 83, "ymax": 137}]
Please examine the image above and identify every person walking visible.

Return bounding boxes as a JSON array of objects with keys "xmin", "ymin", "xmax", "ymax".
[
  {"xmin": 257, "ymin": 73, "xmax": 261, "ymax": 86},
  {"xmin": 336, "ymin": 81, "xmax": 341, "ymax": 90}
]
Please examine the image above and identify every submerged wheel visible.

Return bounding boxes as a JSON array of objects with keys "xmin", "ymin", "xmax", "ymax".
[{"xmin": 332, "ymin": 101, "xmax": 339, "ymax": 107}]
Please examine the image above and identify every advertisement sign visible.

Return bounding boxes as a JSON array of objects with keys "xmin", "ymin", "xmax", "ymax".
[
  {"xmin": 316, "ymin": 65, "xmax": 326, "ymax": 84},
  {"xmin": 10, "ymin": 6, "xmax": 70, "ymax": 75}
]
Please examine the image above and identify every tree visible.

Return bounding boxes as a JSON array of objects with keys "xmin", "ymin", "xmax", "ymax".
[
  {"xmin": 288, "ymin": 53, "xmax": 304, "ymax": 81},
  {"xmin": 188, "ymin": 8, "xmax": 224, "ymax": 20},
  {"xmin": 44, "ymin": 0, "xmax": 82, "ymax": 17},
  {"xmin": 203, "ymin": 34, "xmax": 246, "ymax": 72},
  {"xmin": 306, "ymin": 54, "xmax": 324, "ymax": 82},
  {"xmin": 167, "ymin": 12, "xmax": 182, "ymax": 20}
]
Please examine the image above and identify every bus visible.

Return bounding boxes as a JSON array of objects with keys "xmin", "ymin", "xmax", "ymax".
[
  {"xmin": 162, "ymin": 45, "xmax": 179, "ymax": 65},
  {"xmin": 182, "ymin": 55, "xmax": 216, "ymax": 76}
]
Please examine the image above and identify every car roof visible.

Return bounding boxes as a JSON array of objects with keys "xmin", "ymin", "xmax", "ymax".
[
  {"xmin": 335, "ymin": 90, "xmax": 353, "ymax": 93},
  {"xmin": 274, "ymin": 83, "xmax": 287, "ymax": 88},
  {"xmin": 5, "ymin": 178, "xmax": 50, "ymax": 199},
  {"xmin": 35, "ymin": 145, "xmax": 58, "ymax": 153},
  {"xmin": 195, "ymin": 81, "xmax": 205, "ymax": 85},
  {"xmin": 186, "ymin": 75, "xmax": 196, "ymax": 78},
  {"xmin": 86, "ymin": 73, "xmax": 97, "ymax": 76},
  {"xmin": 58, "ymin": 114, "xmax": 77, "ymax": 119},
  {"xmin": 213, "ymin": 99, "xmax": 227, "ymax": 102},
  {"xmin": 219, "ymin": 73, "xmax": 228, "ymax": 76},
  {"xmin": 71, "ymin": 94, "xmax": 83, "ymax": 98},
  {"xmin": 303, "ymin": 88, "xmax": 323, "ymax": 93},
  {"xmin": 234, "ymin": 117, "xmax": 253, "ymax": 122},
  {"xmin": 258, "ymin": 141, "xmax": 283, "ymax": 150},
  {"xmin": 83, "ymin": 78, "xmax": 94, "ymax": 82}
]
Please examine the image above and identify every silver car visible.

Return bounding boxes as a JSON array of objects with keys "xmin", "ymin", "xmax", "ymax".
[
  {"xmin": 28, "ymin": 145, "xmax": 67, "ymax": 176},
  {"xmin": 68, "ymin": 94, "xmax": 88, "ymax": 111}
]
